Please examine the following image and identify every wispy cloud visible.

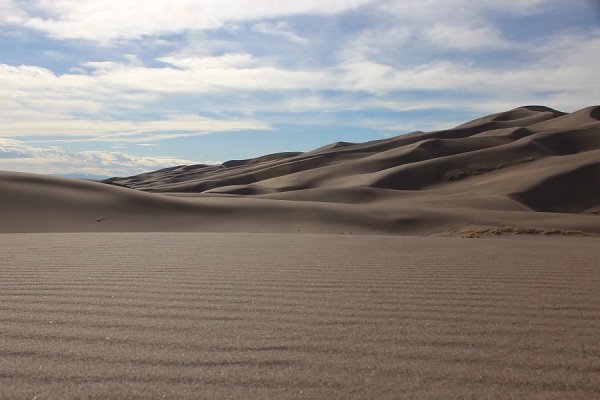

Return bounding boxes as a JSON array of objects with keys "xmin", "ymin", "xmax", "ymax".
[
  {"xmin": 252, "ymin": 21, "xmax": 308, "ymax": 44},
  {"xmin": 0, "ymin": 138, "xmax": 210, "ymax": 176},
  {"xmin": 424, "ymin": 24, "xmax": 514, "ymax": 51},
  {"xmin": 5, "ymin": 0, "xmax": 377, "ymax": 43},
  {"xmin": 0, "ymin": 113, "xmax": 271, "ymax": 142}
]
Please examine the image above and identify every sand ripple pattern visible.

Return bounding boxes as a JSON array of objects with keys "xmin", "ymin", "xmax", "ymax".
[{"xmin": 0, "ymin": 233, "xmax": 599, "ymax": 399}]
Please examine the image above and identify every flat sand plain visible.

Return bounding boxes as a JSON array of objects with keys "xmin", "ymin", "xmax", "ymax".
[{"xmin": 1, "ymin": 233, "xmax": 599, "ymax": 399}]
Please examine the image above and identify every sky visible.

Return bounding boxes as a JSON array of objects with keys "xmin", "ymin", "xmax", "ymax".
[{"xmin": 0, "ymin": 0, "xmax": 599, "ymax": 177}]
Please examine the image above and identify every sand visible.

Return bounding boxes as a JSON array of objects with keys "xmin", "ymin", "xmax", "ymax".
[
  {"xmin": 1, "ymin": 105, "xmax": 599, "ymax": 398},
  {"xmin": 1, "ymin": 233, "xmax": 599, "ymax": 399}
]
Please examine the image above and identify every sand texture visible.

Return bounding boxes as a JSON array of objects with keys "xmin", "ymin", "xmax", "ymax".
[
  {"xmin": 1, "ymin": 105, "xmax": 600, "ymax": 235},
  {"xmin": 1, "ymin": 233, "xmax": 599, "ymax": 399}
]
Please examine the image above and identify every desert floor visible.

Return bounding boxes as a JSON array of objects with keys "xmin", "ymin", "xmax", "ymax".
[{"xmin": 1, "ymin": 232, "xmax": 598, "ymax": 399}]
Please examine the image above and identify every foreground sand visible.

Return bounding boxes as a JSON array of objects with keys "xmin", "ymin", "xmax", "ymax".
[{"xmin": 1, "ymin": 233, "xmax": 599, "ymax": 399}]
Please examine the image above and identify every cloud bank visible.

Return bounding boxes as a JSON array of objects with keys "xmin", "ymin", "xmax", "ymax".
[
  {"xmin": 0, "ymin": 138, "xmax": 207, "ymax": 176},
  {"xmin": 1, "ymin": 0, "xmax": 598, "ymax": 174}
]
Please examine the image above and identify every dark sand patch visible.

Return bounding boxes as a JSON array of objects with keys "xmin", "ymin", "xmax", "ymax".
[{"xmin": 458, "ymin": 225, "xmax": 600, "ymax": 238}]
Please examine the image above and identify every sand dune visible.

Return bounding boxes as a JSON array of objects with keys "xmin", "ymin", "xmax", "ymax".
[{"xmin": 1, "ymin": 105, "xmax": 599, "ymax": 235}]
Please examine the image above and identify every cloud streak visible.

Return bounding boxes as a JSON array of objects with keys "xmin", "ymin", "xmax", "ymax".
[
  {"xmin": 0, "ymin": 138, "xmax": 208, "ymax": 176},
  {"xmin": 6, "ymin": 0, "xmax": 377, "ymax": 43}
]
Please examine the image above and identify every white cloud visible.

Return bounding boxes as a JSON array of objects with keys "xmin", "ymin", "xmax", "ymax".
[
  {"xmin": 336, "ymin": 25, "xmax": 414, "ymax": 65},
  {"xmin": 0, "ymin": 0, "xmax": 26, "ymax": 24},
  {"xmin": 4, "ymin": 0, "xmax": 377, "ymax": 43},
  {"xmin": 157, "ymin": 53, "xmax": 258, "ymax": 69},
  {"xmin": 330, "ymin": 1, "xmax": 563, "ymax": 68},
  {"xmin": 0, "ymin": 62, "xmax": 272, "ymax": 140},
  {"xmin": 2, "ymin": 0, "xmax": 561, "ymax": 48},
  {"xmin": 252, "ymin": 21, "xmax": 307, "ymax": 44},
  {"xmin": 1, "ymin": 24, "xmax": 599, "ymax": 148},
  {"xmin": 425, "ymin": 24, "xmax": 513, "ymax": 51},
  {"xmin": 0, "ymin": 114, "xmax": 271, "ymax": 141},
  {"xmin": 0, "ymin": 138, "xmax": 209, "ymax": 176}
]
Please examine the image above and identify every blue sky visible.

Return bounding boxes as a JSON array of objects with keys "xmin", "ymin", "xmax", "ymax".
[{"xmin": 0, "ymin": 0, "xmax": 599, "ymax": 176}]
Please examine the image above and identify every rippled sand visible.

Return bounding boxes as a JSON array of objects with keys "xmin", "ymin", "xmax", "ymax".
[{"xmin": 1, "ymin": 233, "xmax": 598, "ymax": 399}]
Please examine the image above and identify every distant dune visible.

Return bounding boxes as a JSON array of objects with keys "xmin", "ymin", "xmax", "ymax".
[{"xmin": 1, "ymin": 105, "xmax": 599, "ymax": 236}]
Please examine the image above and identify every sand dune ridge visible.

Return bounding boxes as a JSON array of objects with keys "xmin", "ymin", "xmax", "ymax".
[{"xmin": 1, "ymin": 105, "xmax": 599, "ymax": 235}]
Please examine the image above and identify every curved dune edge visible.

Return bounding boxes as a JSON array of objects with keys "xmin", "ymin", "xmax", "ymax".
[{"xmin": 2, "ymin": 105, "xmax": 600, "ymax": 236}]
